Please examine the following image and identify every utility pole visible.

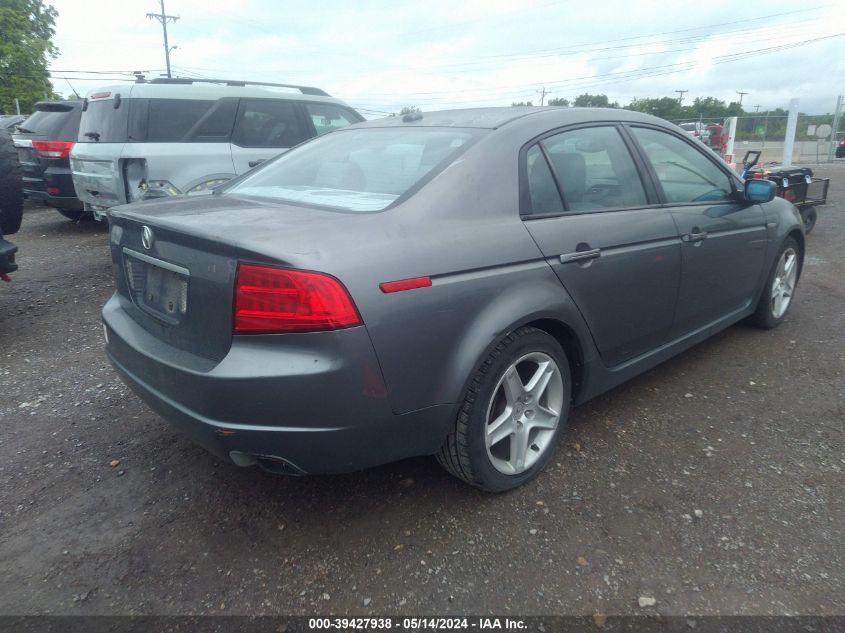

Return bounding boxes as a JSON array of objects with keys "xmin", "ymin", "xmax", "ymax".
[
  {"xmin": 147, "ymin": 0, "xmax": 179, "ymax": 78},
  {"xmin": 736, "ymin": 91, "xmax": 749, "ymax": 107},
  {"xmin": 753, "ymin": 104, "xmax": 762, "ymax": 113},
  {"xmin": 675, "ymin": 90, "xmax": 688, "ymax": 106},
  {"xmin": 536, "ymin": 87, "xmax": 550, "ymax": 106}
]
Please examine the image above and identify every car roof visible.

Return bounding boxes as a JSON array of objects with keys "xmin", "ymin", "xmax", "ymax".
[
  {"xmin": 355, "ymin": 106, "xmax": 672, "ymax": 130},
  {"xmin": 84, "ymin": 82, "xmax": 349, "ymax": 105}
]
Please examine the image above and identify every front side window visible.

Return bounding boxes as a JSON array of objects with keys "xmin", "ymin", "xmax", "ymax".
[
  {"xmin": 224, "ymin": 127, "xmax": 478, "ymax": 212},
  {"xmin": 233, "ymin": 99, "xmax": 309, "ymax": 148},
  {"xmin": 304, "ymin": 103, "xmax": 361, "ymax": 136},
  {"xmin": 630, "ymin": 127, "xmax": 733, "ymax": 203},
  {"xmin": 540, "ymin": 126, "xmax": 647, "ymax": 211}
]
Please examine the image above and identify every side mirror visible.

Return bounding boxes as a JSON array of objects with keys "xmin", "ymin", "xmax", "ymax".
[{"xmin": 744, "ymin": 178, "xmax": 776, "ymax": 203}]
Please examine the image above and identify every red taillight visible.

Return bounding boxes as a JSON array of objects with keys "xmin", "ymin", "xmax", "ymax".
[
  {"xmin": 233, "ymin": 264, "xmax": 361, "ymax": 334},
  {"xmin": 32, "ymin": 140, "xmax": 74, "ymax": 159},
  {"xmin": 379, "ymin": 276, "xmax": 432, "ymax": 293}
]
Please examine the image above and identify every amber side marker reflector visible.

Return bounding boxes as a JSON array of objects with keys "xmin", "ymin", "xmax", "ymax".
[{"xmin": 379, "ymin": 276, "xmax": 432, "ymax": 294}]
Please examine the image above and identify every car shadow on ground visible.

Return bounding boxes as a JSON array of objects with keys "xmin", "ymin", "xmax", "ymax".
[
  {"xmin": 37, "ymin": 215, "xmax": 109, "ymax": 236},
  {"xmin": 131, "ymin": 319, "xmax": 754, "ymax": 518}
]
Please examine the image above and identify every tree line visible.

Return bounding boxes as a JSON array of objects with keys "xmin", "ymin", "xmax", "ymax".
[
  {"xmin": 507, "ymin": 93, "xmax": 837, "ymax": 142},
  {"xmin": 0, "ymin": 0, "xmax": 59, "ymax": 114}
]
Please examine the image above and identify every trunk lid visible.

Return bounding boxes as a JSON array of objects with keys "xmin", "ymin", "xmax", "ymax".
[{"xmin": 108, "ymin": 194, "xmax": 375, "ymax": 362}]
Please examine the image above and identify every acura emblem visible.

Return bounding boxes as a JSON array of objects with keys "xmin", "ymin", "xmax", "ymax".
[{"xmin": 141, "ymin": 225, "xmax": 154, "ymax": 250}]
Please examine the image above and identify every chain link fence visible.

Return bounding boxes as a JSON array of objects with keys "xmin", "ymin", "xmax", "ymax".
[
  {"xmin": 669, "ymin": 102, "xmax": 842, "ymax": 166},
  {"xmin": 729, "ymin": 114, "xmax": 837, "ymax": 165}
]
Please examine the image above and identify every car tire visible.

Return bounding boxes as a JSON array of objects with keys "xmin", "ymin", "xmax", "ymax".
[
  {"xmin": 436, "ymin": 326, "xmax": 571, "ymax": 492},
  {"xmin": 748, "ymin": 236, "xmax": 802, "ymax": 329},
  {"xmin": 0, "ymin": 129, "xmax": 24, "ymax": 235},
  {"xmin": 801, "ymin": 207, "xmax": 817, "ymax": 234}
]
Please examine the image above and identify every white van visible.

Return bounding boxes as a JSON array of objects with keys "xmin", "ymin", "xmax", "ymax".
[{"xmin": 70, "ymin": 78, "xmax": 364, "ymax": 219}]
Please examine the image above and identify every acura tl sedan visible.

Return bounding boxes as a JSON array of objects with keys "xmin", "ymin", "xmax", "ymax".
[{"xmin": 102, "ymin": 107, "xmax": 804, "ymax": 491}]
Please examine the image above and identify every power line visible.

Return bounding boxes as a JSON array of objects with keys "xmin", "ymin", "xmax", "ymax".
[
  {"xmin": 352, "ymin": 32, "xmax": 845, "ymax": 105},
  {"xmin": 49, "ymin": 69, "xmax": 163, "ymax": 75},
  {"xmin": 341, "ymin": 29, "xmax": 844, "ymax": 99},
  {"xmin": 146, "ymin": 0, "xmax": 179, "ymax": 78},
  {"xmin": 396, "ymin": 8, "xmax": 823, "ymax": 73}
]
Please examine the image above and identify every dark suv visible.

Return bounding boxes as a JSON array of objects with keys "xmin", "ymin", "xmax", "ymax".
[{"xmin": 13, "ymin": 100, "xmax": 84, "ymax": 220}]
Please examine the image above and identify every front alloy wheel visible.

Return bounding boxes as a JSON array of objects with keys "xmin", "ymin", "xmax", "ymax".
[
  {"xmin": 770, "ymin": 247, "xmax": 798, "ymax": 319},
  {"xmin": 748, "ymin": 236, "xmax": 802, "ymax": 329}
]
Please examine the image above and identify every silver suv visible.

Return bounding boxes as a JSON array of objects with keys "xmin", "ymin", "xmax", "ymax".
[{"xmin": 70, "ymin": 78, "xmax": 363, "ymax": 219}]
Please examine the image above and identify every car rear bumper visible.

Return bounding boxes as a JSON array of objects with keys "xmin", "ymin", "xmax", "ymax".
[
  {"xmin": 21, "ymin": 163, "xmax": 82, "ymax": 209},
  {"xmin": 23, "ymin": 189, "xmax": 83, "ymax": 210},
  {"xmin": 102, "ymin": 293, "xmax": 452, "ymax": 474}
]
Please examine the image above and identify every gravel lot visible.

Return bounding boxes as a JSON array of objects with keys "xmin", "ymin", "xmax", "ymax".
[{"xmin": 1, "ymin": 166, "xmax": 843, "ymax": 617}]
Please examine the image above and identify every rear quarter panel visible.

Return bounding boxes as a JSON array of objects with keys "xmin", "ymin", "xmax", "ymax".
[
  {"xmin": 70, "ymin": 142, "xmax": 126, "ymax": 206},
  {"xmin": 336, "ymin": 130, "xmax": 597, "ymax": 414},
  {"xmin": 132, "ymin": 142, "xmax": 236, "ymax": 193}
]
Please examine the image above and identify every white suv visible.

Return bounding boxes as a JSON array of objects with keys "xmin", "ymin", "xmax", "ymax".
[{"xmin": 70, "ymin": 78, "xmax": 363, "ymax": 219}]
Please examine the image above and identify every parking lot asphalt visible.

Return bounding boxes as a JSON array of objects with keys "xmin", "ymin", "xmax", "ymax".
[{"xmin": 0, "ymin": 165, "xmax": 843, "ymax": 617}]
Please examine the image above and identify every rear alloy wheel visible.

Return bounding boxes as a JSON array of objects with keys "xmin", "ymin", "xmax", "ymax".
[
  {"xmin": 749, "ymin": 237, "xmax": 801, "ymax": 329},
  {"xmin": 437, "ymin": 327, "xmax": 571, "ymax": 491}
]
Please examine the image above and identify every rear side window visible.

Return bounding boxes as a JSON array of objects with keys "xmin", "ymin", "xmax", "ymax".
[
  {"xmin": 525, "ymin": 145, "xmax": 564, "ymax": 216},
  {"xmin": 224, "ymin": 127, "xmax": 479, "ymax": 212},
  {"xmin": 233, "ymin": 99, "xmax": 309, "ymax": 148},
  {"xmin": 630, "ymin": 127, "xmax": 733, "ymax": 203},
  {"xmin": 128, "ymin": 99, "xmax": 237, "ymax": 143},
  {"xmin": 540, "ymin": 126, "xmax": 647, "ymax": 211},
  {"xmin": 304, "ymin": 103, "xmax": 361, "ymax": 136}
]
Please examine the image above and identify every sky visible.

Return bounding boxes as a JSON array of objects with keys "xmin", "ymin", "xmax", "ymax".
[{"xmin": 46, "ymin": 0, "xmax": 845, "ymax": 117}]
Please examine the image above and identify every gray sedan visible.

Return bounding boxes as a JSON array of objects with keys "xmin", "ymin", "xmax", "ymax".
[{"xmin": 102, "ymin": 107, "xmax": 804, "ymax": 491}]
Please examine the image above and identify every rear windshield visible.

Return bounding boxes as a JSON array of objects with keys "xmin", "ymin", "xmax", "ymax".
[
  {"xmin": 18, "ymin": 106, "xmax": 80, "ymax": 140},
  {"xmin": 78, "ymin": 98, "xmax": 129, "ymax": 142},
  {"xmin": 223, "ymin": 127, "xmax": 479, "ymax": 212}
]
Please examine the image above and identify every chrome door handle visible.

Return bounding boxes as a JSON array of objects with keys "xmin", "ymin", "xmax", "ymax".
[
  {"xmin": 560, "ymin": 248, "xmax": 601, "ymax": 264},
  {"xmin": 682, "ymin": 231, "xmax": 708, "ymax": 243}
]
